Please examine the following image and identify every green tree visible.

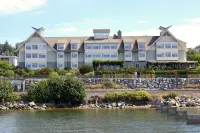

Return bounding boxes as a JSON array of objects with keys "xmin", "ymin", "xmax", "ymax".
[
  {"xmin": 28, "ymin": 80, "xmax": 49, "ymax": 103},
  {"xmin": 0, "ymin": 61, "xmax": 10, "ymax": 71},
  {"xmin": 3, "ymin": 70, "xmax": 14, "ymax": 78},
  {"xmin": 0, "ymin": 78, "xmax": 17, "ymax": 103}
]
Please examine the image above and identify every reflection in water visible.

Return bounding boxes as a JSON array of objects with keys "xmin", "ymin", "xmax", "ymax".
[{"xmin": 0, "ymin": 109, "xmax": 200, "ymax": 133}]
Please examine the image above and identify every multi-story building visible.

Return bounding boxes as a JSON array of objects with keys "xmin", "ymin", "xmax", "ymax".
[{"xmin": 15, "ymin": 26, "xmax": 196, "ymax": 69}]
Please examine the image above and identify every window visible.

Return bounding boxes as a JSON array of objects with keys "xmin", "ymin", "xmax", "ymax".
[
  {"xmin": 125, "ymin": 52, "xmax": 132, "ymax": 57},
  {"xmin": 166, "ymin": 52, "xmax": 171, "ymax": 57},
  {"xmin": 39, "ymin": 53, "xmax": 46, "ymax": 58},
  {"xmin": 32, "ymin": 45, "xmax": 38, "ymax": 50},
  {"xmin": 157, "ymin": 52, "xmax": 165, "ymax": 57},
  {"xmin": 172, "ymin": 43, "xmax": 178, "ymax": 48},
  {"xmin": 165, "ymin": 44, "xmax": 171, "ymax": 48},
  {"xmin": 38, "ymin": 44, "xmax": 46, "ymax": 50},
  {"xmin": 32, "ymin": 53, "xmax": 38, "ymax": 58},
  {"xmin": 32, "ymin": 63, "xmax": 37, "ymax": 68},
  {"xmin": 85, "ymin": 62, "xmax": 92, "ymax": 66},
  {"xmin": 57, "ymin": 52, "xmax": 64, "ymax": 58},
  {"xmin": 93, "ymin": 53, "xmax": 101, "ymax": 58},
  {"xmin": 139, "ymin": 43, "xmax": 145, "ymax": 50},
  {"xmin": 93, "ymin": 44, "xmax": 101, "ymax": 49},
  {"xmin": 57, "ymin": 44, "xmax": 64, "ymax": 50},
  {"xmin": 102, "ymin": 44, "xmax": 110, "ymax": 49},
  {"xmin": 139, "ymin": 52, "xmax": 146, "ymax": 57},
  {"xmin": 103, "ymin": 53, "xmax": 110, "ymax": 58},
  {"xmin": 39, "ymin": 63, "xmax": 46, "ymax": 68},
  {"xmin": 26, "ymin": 53, "xmax": 31, "ymax": 58},
  {"xmin": 172, "ymin": 52, "xmax": 178, "ymax": 57},
  {"xmin": 71, "ymin": 62, "xmax": 78, "ymax": 68},
  {"xmin": 124, "ymin": 44, "xmax": 132, "ymax": 50},
  {"xmin": 85, "ymin": 44, "xmax": 92, "ymax": 49},
  {"xmin": 57, "ymin": 63, "xmax": 64, "ymax": 68},
  {"xmin": 86, "ymin": 53, "xmax": 92, "ymax": 58},
  {"xmin": 111, "ymin": 53, "xmax": 118, "ymax": 58},
  {"xmin": 71, "ymin": 43, "xmax": 78, "ymax": 50},
  {"xmin": 111, "ymin": 44, "xmax": 117, "ymax": 49},
  {"xmin": 26, "ymin": 45, "xmax": 31, "ymax": 50},
  {"xmin": 25, "ymin": 63, "xmax": 31, "ymax": 68},
  {"xmin": 71, "ymin": 52, "xmax": 78, "ymax": 58},
  {"xmin": 157, "ymin": 44, "xmax": 165, "ymax": 48}
]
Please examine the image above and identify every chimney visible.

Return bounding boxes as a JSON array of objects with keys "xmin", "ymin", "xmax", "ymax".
[{"xmin": 118, "ymin": 30, "xmax": 122, "ymax": 39}]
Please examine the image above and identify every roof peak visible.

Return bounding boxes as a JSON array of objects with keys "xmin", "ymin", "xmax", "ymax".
[{"xmin": 159, "ymin": 25, "xmax": 172, "ymax": 31}]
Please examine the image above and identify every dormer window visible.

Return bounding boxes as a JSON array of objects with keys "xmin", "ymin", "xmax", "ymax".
[
  {"xmin": 71, "ymin": 43, "xmax": 78, "ymax": 50},
  {"xmin": 57, "ymin": 44, "xmax": 64, "ymax": 50},
  {"xmin": 124, "ymin": 43, "xmax": 132, "ymax": 50},
  {"xmin": 93, "ymin": 29, "xmax": 110, "ymax": 39},
  {"xmin": 138, "ymin": 43, "xmax": 145, "ymax": 50}
]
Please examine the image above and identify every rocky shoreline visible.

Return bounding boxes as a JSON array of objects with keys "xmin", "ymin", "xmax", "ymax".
[{"xmin": 1, "ymin": 96, "xmax": 200, "ymax": 110}]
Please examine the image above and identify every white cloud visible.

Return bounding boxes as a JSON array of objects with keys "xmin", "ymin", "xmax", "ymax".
[
  {"xmin": 123, "ymin": 24, "xmax": 200, "ymax": 48},
  {"xmin": 0, "ymin": 0, "xmax": 47, "ymax": 14},
  {"xmin": 184, "ymin": 18, "xmax": 200, "ymax": 23},
  {"xmin": 137, "ymin": 21, "xmax": 148, "ymax": 24},
  {"xmin": 64, "ymin": 26, "xmax": 77, "ymax": 32}
]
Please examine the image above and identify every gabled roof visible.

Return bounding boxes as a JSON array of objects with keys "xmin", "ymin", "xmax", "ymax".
[
  {"xmin": 15, "ymin": 31, "xmax": 57, "ymax": 52},
  {"xmin": 146, "ymin": 29, "xmax": 188, "ymax": 51}
]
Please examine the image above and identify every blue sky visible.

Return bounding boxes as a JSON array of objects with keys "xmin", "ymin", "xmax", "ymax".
[{"xmin": 0, "ymin": 0, "xmax": 200, "ymax": 47}]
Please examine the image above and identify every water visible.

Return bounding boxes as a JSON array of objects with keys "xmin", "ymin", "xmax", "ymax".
[{"xmin": 0, "ymin": 109, "xmax": 200, "ymax": 133}]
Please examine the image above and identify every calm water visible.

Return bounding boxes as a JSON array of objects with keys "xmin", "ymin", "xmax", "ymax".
[{"xmin": 0, "ymin": 109, "xmax": 200, "ymax": 133}]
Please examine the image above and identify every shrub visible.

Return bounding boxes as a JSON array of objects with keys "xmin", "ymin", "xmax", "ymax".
[
  {"xmin": 0, "ymin": 78, "xmax": 17, "ymax": 103},
  {"xmin": 167, "ymin": 70, "xmax": 177, "ymax": 75},
  {"xmin": 102, "ymin": 81, "xmax": 116, "ymax": 88},
  {"xmin": 3, "ymin": 70, "xmax": 14, "ymax": 78},
  {"xmin": 0, "ymin": 61, "xmax": 10, "ymax": 71},
  {"xmin": 28, "ymin": 75, "xmax": 85, "ymax": 106},
  {"xmin": 79, "ymin": 65, "xmax": 93, "ymax": 75},
  {"xmin": 163, "ymin": 92, "xmax": 177, "ymax": 99},
  {"xmin": 104, "ymin": 91, "xmax": 152, "ymax": 105},
  {"xmin": 28, "ymin": 80, "xmax": 49, "ymax": 103}
]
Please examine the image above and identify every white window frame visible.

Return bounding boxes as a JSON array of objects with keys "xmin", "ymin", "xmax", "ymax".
[
  {"xmin": 157, "ymin": 52, "xmax": 165, "ymax": 57},
  {"xmin": 57, "ymin": 62, "xmax": 64, "ymax": 68},
  {"xmin": 165, "ymin": 44, "xmax": 171, "ymax": 48},
  {"xmin": 166, "ymin": 52, "xmax": 171, "ymax": 57},
  {"xmin": 85, "ymin": 53, "xmax": 92, "ymax": 58},
  {"xmin": 102, "ymin": 53, "xmax": 110, "ymax": 58},
  {"xmin": 39, "ymin": 63, "xmax": 46, "ymax": 68},
  {"xmin": 71, "ymin": 43, "xmax": 78, "ymax": 50},
  {"xmin": 157, "ymin": 44, "xmax": 165, "ymax": 48},
  {"xmin": 172, "ymin": 43, "xmax": 178, "ymax": 48},
  {"xmin": 93, "ymin": 44, "xmax": 101, "ymax": 49},
  {"xmin": 32, "ymin": 45, "xmax": 38, "ymax": 50},
  {"xmin": 172, "ymin": 52, "xmax": 178, "ymax": 57},
  {"xmin": 124, "ymin": 44, "xmax": 132, "ymax": 50},
  {"xmin": 85, "ymin": 44, "xmax": 92, "ymax": 49},
  {"xmin": 26, "ymin": 44, "xmax": 31, "ymax": 50},
  {"xmin": 57, "ymin": 52, "xmax": 64, "ymax": 58},
  {"xmin": 32, "ymin": 63, "xmax": 37, "ymax": 68},
  {"xmin": 111, "ymin": 44, "xmax": 117, "ymax": 49},
  {"xmin": 138, "ymin": 43, "xmax": 145, "ymax": 50},
  {"xmin": 102, "ymin": 44, "xmax": 110, "ymax": 49},
  {"xmin": 57, "ymin": 44, "xmax": 64, "ymax": 50},
  {"xmin": 26, "ymin": 53, "xmax": 31, "ymax": 58},
  {"xmin": 71, "ymin": 62, "xmax": 78, "ymax": 68},
  {"xmin": 71, "ymin": 52, "xmax": 78, "ymax": 58},
  {"xmin": 25, "ymin": 63, "xmax": 31, "ymax": 68},
  {"xmin": 39, "ymin": 53, "xmax": 46, "ymax": 58},
  {"xmin": 111, "ymin": 53, "xmax": 118, "ymax": 58},
  {"xmin": 32, "ymin": 53, "xmax": 38, "ymax": 58},
  {"xmin": 38, "ymin": 44, "xmax": 46, "ymax": 50},
  {"xmin": 93, "ymin": 53, "xmax": 101, "ymax": 58},
  {"xmin": 139, "ymin": 51, "xmax": 146, "ymax": 57}
]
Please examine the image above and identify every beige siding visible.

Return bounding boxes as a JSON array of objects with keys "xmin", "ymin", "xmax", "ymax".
[
  {"xmin": 26, "ymin": 37, "xmax": 45, "ymax": 43},
  {"xmin": 157, "ymin": 36, "xmax": 177, "ymax": 42}
]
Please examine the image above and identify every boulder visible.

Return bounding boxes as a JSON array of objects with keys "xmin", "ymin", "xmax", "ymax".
[
  {"xmin": 99, "ymin": 104, "xmax": 106, "ymax": 108},
  {"xmin": 111, "ymin": 103, "xmax": 117, "ymax": 107},
  {"xmin": 28, "ymin": 102, "xmax": 36, "ymax": 107},
  {"xmin": 0, "ymin": 105, "xmax": 7, "ymax": 110}
]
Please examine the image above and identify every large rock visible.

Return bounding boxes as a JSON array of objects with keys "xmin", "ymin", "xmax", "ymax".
[
  {"xmin": 28, "ymin": 102, "xmax": 36, "ymax": 107},
  {"xmin": 0, "ymin": 105, "xmax": 7, "ymax": 110},
  {"xmin": 111, "ymin": 103, "xmax": 117, "ymax": 107}
]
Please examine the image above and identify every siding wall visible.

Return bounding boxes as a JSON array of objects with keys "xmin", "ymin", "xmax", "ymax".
[
  {"xmin": 146, "ymin": 50, "xmax": 156, "ymax": 60},
  {"xmin": 132, "ymin": 51, "xmax": 138, "ymax": 61}
]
